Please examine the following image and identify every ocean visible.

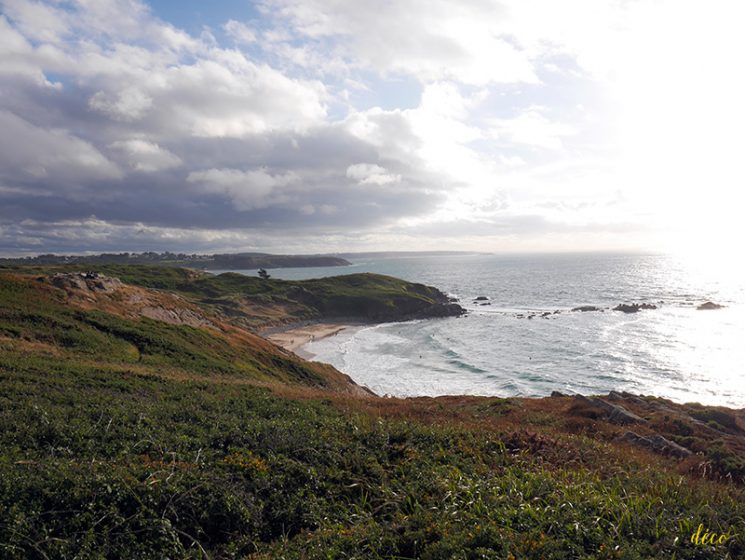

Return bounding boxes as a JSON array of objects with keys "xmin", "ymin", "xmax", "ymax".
[{"xmin": 226, "ymin": 253, "xmax": 745, "ymax": 407}]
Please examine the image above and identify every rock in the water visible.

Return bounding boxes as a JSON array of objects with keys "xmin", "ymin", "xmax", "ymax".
[
  {"xmin": 474, "ymin": 296, "xmax": 490, "ymax": 301},
  {"xmin": 613, "ymin": 302, "xmax": 657, "ymax": 313},
  {"xmin": 697, "ymin": 301, "xmax": 724, "ymax": 310},
  {"xmin": 622, "ymin": 431, "xmax": 692, "ymax": 458},
  {"xmin": 572, "ymin": 305, "xmax": 602, "ymax": 312}
]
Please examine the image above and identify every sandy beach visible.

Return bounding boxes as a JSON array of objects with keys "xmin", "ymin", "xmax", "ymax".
[{"xmin": 264, "ymin": 323, "xmax": 349, "ymax": 359}]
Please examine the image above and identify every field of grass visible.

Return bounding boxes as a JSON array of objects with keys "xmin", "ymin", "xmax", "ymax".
[{"xmin": 0, "ymin": 269, "xmax": 744, "ymax": 559}]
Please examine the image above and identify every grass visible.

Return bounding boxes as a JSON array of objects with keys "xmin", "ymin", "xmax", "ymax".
[
  {"xmin": 2, "ymin": 361, "xmax": 744, "ymax": 559},
  {"xmin": 0, "ymin": 269, "xmax": 744, "ymax": 559}
]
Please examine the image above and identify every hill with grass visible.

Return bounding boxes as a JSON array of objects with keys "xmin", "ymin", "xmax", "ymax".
[
  {"xmin": 0, "ymin": 264, "xmax": 465, "ymax": 328},
  {"xmin": 0, "ymin": 266, "xmax": 744, "ymax": 559}
]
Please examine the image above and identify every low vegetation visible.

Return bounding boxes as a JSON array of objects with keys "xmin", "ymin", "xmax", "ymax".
[{"xmin": 0, "ymin": 267, "xmax": 743, "ymax": 559}]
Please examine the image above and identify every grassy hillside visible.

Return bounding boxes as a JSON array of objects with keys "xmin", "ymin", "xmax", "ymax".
[
  {"xmin": 0, "ymin": 269, "xmax": 744, "ymax": 559},
  {"xmin": 0, "ymin": 264, "xmax": 464, "ymax": 328},
  {"xmin": 0, "ymin": 272, "xmax": 357, "ymax": 392}
]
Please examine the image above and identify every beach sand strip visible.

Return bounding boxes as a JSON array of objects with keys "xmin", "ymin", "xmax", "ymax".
[{"xmin": 264, "ymin": 323, "xmax": 349, "ymax": 359}]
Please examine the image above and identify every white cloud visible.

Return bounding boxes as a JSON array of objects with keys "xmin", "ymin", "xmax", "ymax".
[
  {"xmin": 0, "ymin": 110, "xmax": 122, "ymax": 183},
  {"xmin": 160, "ymin": 55, "xmax": 328, "ymax": 137},
  {"xmin": 489, "ymin": 108, "xmax": 576, "ymax": 150},
  {"xmin": 346, "ymin": 163, "xmax": 401, "ymax": 185},
  {"xmin": 343, "ymin": 82, "xmax": 500, "ymax": 222},
  {"xmin": 224, "ymin": 20, "xmax": 257, "ymax": 44},
  {"xmin": 0, "ymin": 0, "xmax": 71, "ymax": 44},
  {"xmin": 187, "ymin": 168, "xmax": 299, "ymax": 210},
  {"xmin": 89, "ymin": 88, "xmax": 153, "ymax": 122},
  {"xmin": 108, "ymin": 139, "xmax": 182, "ymax": 172},
  {"xmin": 1, "ymin": 1, "xmax": 328, "ymax": 139},
  {"xmin": 262, "ymin": 0, "xmax": 538, "ymax": 85},
  {"xmin": 0, "ymin": 14, "xmax": 62, "ymax": 86}
]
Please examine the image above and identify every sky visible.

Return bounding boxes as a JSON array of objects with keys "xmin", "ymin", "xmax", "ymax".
[{"xmin": 1, "ymin": 0, "xmax": 744, "ymax": 256}]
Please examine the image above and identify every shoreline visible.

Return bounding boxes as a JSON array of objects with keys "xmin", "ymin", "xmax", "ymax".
[{"xmin": 263, "ymin": 322, "xmax": 354, "ymax": 359}]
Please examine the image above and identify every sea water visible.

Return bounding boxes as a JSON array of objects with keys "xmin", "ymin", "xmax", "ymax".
[{"xmin": 225, "ymin": 253, "xmax": 745, "ymax": 407}]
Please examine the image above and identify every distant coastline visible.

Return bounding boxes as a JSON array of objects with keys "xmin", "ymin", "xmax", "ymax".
[
  {"xmin": 0, "ymin": 250, "xmax": 496, "ymax": 270},
  {"xmin": 0, "ymin": 251, "xmax": 350, "ymax": 270}
]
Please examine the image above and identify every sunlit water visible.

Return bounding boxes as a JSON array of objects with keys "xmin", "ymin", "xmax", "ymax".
[{"xmin": 220, "ymin": 253, "xmax": 745, "ymax": 407}]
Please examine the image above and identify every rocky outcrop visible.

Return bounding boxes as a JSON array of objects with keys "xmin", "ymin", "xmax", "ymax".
[
  {"xmin": 574, "ymin": 395, "xmax": 647, "ymax": 425},
  {"xmin": 621, "ymin": 431, "xmax": 692, "ymax": 458},
  {"xmin": 47, "ymin": 272, "xmax": 217, "ymax": 330},
  {"xmin": 51, "ymin": 272, "xmax": 122, "ymax": 293},
  {"xmin": 697, "ymin": 301, "xmax": 724, "ymax": 310}
]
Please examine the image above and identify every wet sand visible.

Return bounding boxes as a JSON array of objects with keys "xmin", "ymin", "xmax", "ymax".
[{"xmin": 264, "ymin": 323, "xmax": 349, "ymax": 359}]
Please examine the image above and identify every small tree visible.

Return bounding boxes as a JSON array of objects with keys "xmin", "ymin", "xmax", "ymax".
[{"xmin": 257, "ymin": 268, "xmax": 271, "ymax": 280}]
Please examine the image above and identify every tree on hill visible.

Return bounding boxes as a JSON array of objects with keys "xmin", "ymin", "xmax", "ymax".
[{"xmin": 258, "ymin": 268, "xmax": 271, "ymax": 280}]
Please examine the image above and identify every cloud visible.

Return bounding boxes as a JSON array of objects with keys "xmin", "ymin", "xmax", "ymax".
[
  {"xmin": 187, "ymin": 168, "xmax": 299, "ymax": 211},
  {"xmin": 224, "ymin": 20, "xmax": 257, "ymax": 44},
  {"xmin": 489, "ymin": 108, "xmax": 576, "ymax": 150},
  {"xmin": 261, "ymin": 0, "xmax": 539, "ymax": 85},
  {"xmin": 108, "ymin": 139, "xmax": 182, "ymax": 172},
  {"xmin": 346, "ymin": 163, "xmax": 401, "ymax": 185},
  {"xmin": 89, "ymin": 88, "xmax": 154, "ymax": 122},
  {"xmin": 3, "ymin": 0, "xmax": 730, "ymax": 255},
  {"xmin": 0, "ymin": 110, "xmax": 122, "ymax": 183},
  {"xmin": 0, "ymin": 216, "xmax": 274, "ymax": 255},
  {"xmin": 156, "ymin": 56, "xmax": 328, "ymax": 137}
]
